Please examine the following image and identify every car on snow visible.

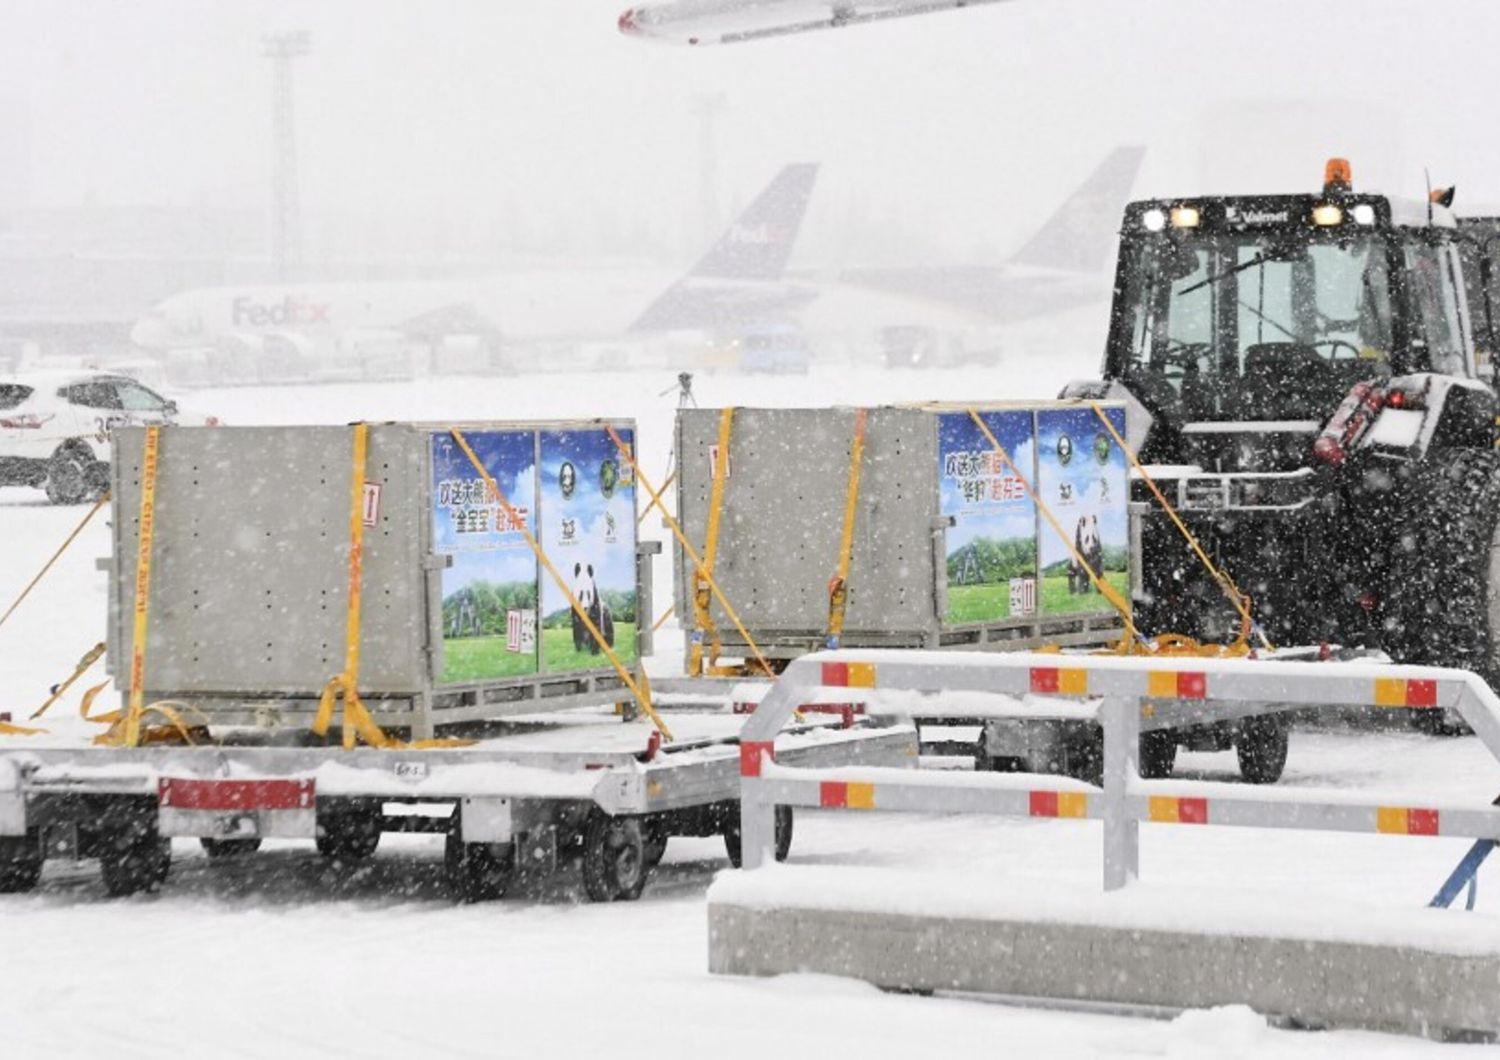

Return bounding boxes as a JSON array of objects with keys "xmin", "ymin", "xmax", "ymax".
[{"xmin": 0, "ymin": 371, "xmax": 220, "ymax": 505}]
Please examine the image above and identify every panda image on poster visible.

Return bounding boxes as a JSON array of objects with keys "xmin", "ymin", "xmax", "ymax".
[
  {"xmin": 540, "ymin": 428, "xmax": 637, "ymax": 672},
  {"xmin": 1035, "ymin": 407, "xmax": 1129, "ymax": 616},
  {"xmin": 570, "ymin": 561, "xmax": 616, "ymax": 653}
]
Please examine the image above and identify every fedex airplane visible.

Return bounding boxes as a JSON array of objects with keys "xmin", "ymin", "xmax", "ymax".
[
  {"xmin": 129, "ymin": 163, "xmax": 822, "ymax": 367},
  {"xmin": 130, "ymin": 148, "xmax": 1141, "ymax": 374}
]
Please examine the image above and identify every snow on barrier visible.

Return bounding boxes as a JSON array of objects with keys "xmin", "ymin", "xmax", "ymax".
[{"xmin": 715, "ymin": 649, "xmax": 1500, "ymax": 1038}]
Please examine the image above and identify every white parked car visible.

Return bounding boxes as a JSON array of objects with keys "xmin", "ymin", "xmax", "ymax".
[{"xmin": 0, "ymin": 371, "xmax": 220, "ymax": 504}]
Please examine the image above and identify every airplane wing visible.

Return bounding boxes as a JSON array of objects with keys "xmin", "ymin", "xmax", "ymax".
[{"xmin": 618, "ymin": 0, "xmax": 1014, "ymax": 45}]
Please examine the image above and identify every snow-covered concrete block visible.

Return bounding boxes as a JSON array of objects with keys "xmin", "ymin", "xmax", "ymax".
[{"xmin": 708, "ymin": 867, "xmax": 1500, "ymax": 1040}]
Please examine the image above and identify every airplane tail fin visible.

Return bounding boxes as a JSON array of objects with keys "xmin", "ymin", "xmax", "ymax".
[
  {"xmin": 1008, "ymin": 145, "xmax": 1146, "ymax": 273},
  {"xmin": 688, "ymin": 162, "xmax": 819, "ymax": 280},
  {"xmin": 629, "ymin": 162, "xmax": 818, "ymax": 331}
]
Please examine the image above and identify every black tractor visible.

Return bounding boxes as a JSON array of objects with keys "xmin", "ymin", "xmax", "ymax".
[{"xmin": 1062, "ymin": 160, "xmax": 1500, "ymax": 713}]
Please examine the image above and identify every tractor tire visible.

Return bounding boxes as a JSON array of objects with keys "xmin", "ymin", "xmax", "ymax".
[
  {"xmin": 1138, "ymin": 729, "xmax": 1178, "ymax": 779},
  {"xmin": 200, "ymin": 837, "xmax": 262, "ymax": 858},
  {"xmin": 1385, "ymin": 449, "xmax": 1500, "ymax": 721},
  {"xmin": 723, "ymin": 804, "xmax": 793, "ymax": 869},
  {"xmin": 0, "ymin": 835, "xmax": 42, "ymax": 894},
  {"xmin": 1235, "ymin": 714, "xmax": 1289, "ymax": 785},
  {"xmin": 44, "ymin": 443, "xmax": 99, "ymax": 506}
]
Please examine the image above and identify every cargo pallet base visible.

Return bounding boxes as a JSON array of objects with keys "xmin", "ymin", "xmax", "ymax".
[{"xmin": 0, "ymin": 709, "xmax": 916, "ymax": 902}]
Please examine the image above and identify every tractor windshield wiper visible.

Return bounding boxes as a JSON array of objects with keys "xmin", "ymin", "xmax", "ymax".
[
  {"xmin": 1177, "ymin": 251, "xmax": 1269, "ymax": 296},
  {"xmin": 1236, "ymin": 297, "xmax": 1299, "ymax": 344}
]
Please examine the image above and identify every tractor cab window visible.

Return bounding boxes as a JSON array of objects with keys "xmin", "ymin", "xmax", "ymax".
[
  {"xmin": 1115, "ymin": 230, "xmax": 1395, "ymax": 420},
  {"xmin": 1403, "ymin": 242, "xmax": 1469, "ymax": 376}
]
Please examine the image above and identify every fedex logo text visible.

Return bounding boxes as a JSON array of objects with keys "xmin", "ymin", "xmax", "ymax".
[{"xmin": 232, "ymin": 296, "xmax": 331, "ymax": 329}]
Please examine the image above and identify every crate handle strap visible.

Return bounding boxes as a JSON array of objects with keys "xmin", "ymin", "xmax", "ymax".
[
  {"xmin": 304, "ymin": 426, "xmax": 471, "ymax": 750},
  {"xmin": 689, "ymin": 408, "xmax": 734, "ymax": 674},
  {"xmin": 605, "ymin": 425, "xmax": 777, "ymax": 680},
  {"xmin": 1088, "ymin": 403, "xmax": 1271, "ymax": 653},
  {"xmin": 966, "ymin": 409, "xmax": 1140, "ymax": 643},
  {"xmin": 0, "ymin": 492, "xmax": 109, "ymax": 634},
  {"xmin": 115, "ymin": 425, "xmax": 163, "ymax": 748},
  {"xmin": 826, "ymin": 408, "xmax": 868, "ymax": 647},
  {"xmin": 449, "ymin": 428, "xmax": 672, "ymax": 742},
  {"xmin": 28, "ymin": 641, "xmax": 106, "ymax": 721}
]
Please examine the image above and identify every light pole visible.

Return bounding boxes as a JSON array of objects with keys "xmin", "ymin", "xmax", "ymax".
[
  {"xmin": 261, "ymin": 30, "xmax": 311, "ymax": 282},
  {"xmin": 691, "ymin": 93, "xmax": 727, "ymax": 250}
]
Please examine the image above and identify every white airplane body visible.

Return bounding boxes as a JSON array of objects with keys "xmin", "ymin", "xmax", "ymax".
[{"xmin": 131, "ymin": 149, "xmax": 1143, "ymax": 373}]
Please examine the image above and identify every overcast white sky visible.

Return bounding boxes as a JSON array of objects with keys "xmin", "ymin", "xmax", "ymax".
[{"xmin": 0, "ymin": 1, "xmax": 1496, "ymax": 266}]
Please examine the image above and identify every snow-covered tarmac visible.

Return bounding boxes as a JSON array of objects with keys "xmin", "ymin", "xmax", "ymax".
[{"xmin": 3, "ymin": 349, "xmax": 1499, "ymax": 1057}]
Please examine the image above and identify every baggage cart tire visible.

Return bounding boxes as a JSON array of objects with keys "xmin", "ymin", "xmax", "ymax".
[
  {"xmin": 581, "ymin": 811, "xmax": 648, "ymax": 902},
  {"xmin": 1139, "ymin": 729, "xmax": 1178, "ymax": 779},
  {"xmin": 100, "ymin": 833, "xmax": 171, "ymax": 897},
  {"xmin": 316, "ymin": 806, "xmax": 381, "ymax": 861},
  {"xmin": 723, "ymin": 804, "xmax": 793, "ymax": 869},
  {"xmin": 0, "ymin": 835, "xmax": 42, "ymax": 894},
  {"xmin": 643, "ymin": 819, "xmax": 668, "ymax": 868},
  {"xmin": 200, "ymin": 837, "xmax": 262, "ymax": 858},
  {"xmin": 1235, "ymin": 714, "xmax": 1289, "ymax": 785},
  {"xmin": 444, "ymin": 831, "xmax": 514, "ymax": 903}
]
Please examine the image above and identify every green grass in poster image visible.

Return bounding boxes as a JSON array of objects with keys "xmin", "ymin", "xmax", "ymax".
[
  {"xmin": 440, "ymin": 636, "xmax": 538, "ymax": 683},
  {"xmin": 945, "ymin": 582, "xmax": 1015, "ymax": 624},
  {"xmin": 543, "ymin": 624, "xmax": 639, "ymax": 673},
  {"xmin": 1041, "ymin": 572, "xmax": 1131, "ymax": 615}
]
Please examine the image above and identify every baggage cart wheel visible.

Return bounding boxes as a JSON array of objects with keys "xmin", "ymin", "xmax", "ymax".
[
  {"xmin": 723, "ymin": 804, "xmax": 793, "ymax": 869},
  {"xmin": 581, "ymin": 811, "xmax": 648, "ymax": 902},
  {"xmin": 1138, "ymin": 729, "xmax": 1178, "ymax": 779},
  {"xmin": 444, "ymin": 831, "xmax": 514, "ymax": 903},
  {"xmin": 0, "ymin": 835, "xmax": 42, "ymax": 894},
  {"xmin": 200, "ymin": 837, "xmax": 262, "ymax": 858},
  {"xmin": 100, "ymin": 832, "xmax": 171, "ymax": 897},
  {"xmin": 1235, "ymin": 714, "xmax": 1289, "ymax": 785},
  {"xmin": 315, "ymin": 808, "xmax": 381, "ymax": 861},
  {"xmin": 642, "ymin": 819, "xmax": 668, "ymax": 869}
]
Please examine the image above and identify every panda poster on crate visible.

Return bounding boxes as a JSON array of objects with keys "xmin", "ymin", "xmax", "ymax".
[
  {"xmin": 538, "ymin": 427, "xmax": 638, "ymax": 673},
  {"xmin": 937, "ymin": 409, "xmax": 1038, "ymax": 625},
  {"xmin": 430, "ymin": 430, "xmax": 539, "ymax": 683},
  {"xmin": 1034, "ymin": 406, "xmax": 1129, "ymax": 616}
]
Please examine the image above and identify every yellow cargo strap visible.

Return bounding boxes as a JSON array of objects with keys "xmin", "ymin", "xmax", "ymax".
[
  {"xmin": 312, "ymin": 424, "xmax": 473, "ymax": 750},
  {"xmin": 29, "ymin": 641, "xmax": 106, "ymax": 721},
  {"xmin": 1088, "ymin": 403, "xmax": 1272, "ymax": 653},
  {"xmin": 691, "ymin": 408, "xmax": 734, "ymax": 674},
  {"xmin": 826, "ymin": 408, "xmax": 868, "ymax": 647},
  {"xmin": 94, "ymin": 700, "xmax": 210, "ymax": 747},
  {"xmin": 450, "ymin": 428, "xmax": 673, "ymax": 742},
  {"xmin": 651, "ymin": 605, "xmax": 676, "ymax": 634},
  {"xmin": 605, "ymin": 425, "xmax": 777, "ymax": 680},
  {"xmin": 0, "ymin": 492, "xmax": 109, "ymax": 634},
  {"xmin": 637, "ymin": 469, "xmax": 676, "ymax": 527},
  {"xmin": 966, "ymin": 409, "xmax": 1140, "ymax": 644},
  {"xmin": 120, "ymin": 425, "xmax": 162, "ymax": 748}
]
